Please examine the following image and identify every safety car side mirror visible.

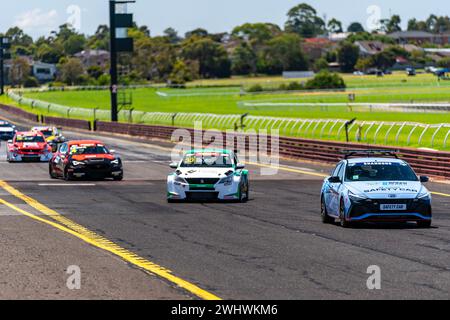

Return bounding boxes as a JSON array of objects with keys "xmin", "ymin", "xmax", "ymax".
[
  {"xmin": 328, "ymin": 176, "xmax": 341, "ymax": 183},
  {"xmin": 419, "ymin": 176, "xmax": 429, "ymax": 183},
  {"xmin": 170, "ymin": 162, "xmax": 178, "ymax": 169}
]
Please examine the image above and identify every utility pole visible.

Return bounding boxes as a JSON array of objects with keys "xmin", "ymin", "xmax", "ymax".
[
  {"xmin": 109, "ymin": 0, "xmax": 135, "ymax": 121},
  {"xmin": 0, "ymin": 36, "xmax": 11, "ymax": 96}
]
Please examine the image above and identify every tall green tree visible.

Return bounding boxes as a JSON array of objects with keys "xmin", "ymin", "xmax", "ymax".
[
  {"xmin": 132, "ymin": 36, "xmax": 177, "ymax": 81},
  {"xmin": 5, "ymin": 27, "xmax": 33, "ymax": 47},
  {"xmin": 181, "ymin": 37, "xmax": 231, "ymax": 78},
  {"xmin": 347, "ymin": 22, "xmax": 365, "ymax": 33},
  {"xmin": 232, "ymin": 23, "xmax": 281, "ymax": 45},
  {"xmin": 164, "ymin": 28, "xmax": 181, "ymax": 44},
  {"xmin": 285, "ymin": 3, "xmax": 325, "ymax": 38},
  {"xmin": 384, "ymin": 15, "xmax": 402, "ymax": 33},
  {"xmin": 261, "ymin": 33, "xmax": 309, "ymax": 74},
  {"xmin": 59, "ymin": 58, "xmax": 85, "ymax": 85},
  {"xmin": 327, "ymin": 18, "xmax": 343, "ymax": 33},
  {"xmin": 337, "ymin": 42, "xmax": 360, "ymax": 72},
  {"xmin": 231, "ymin": 42, "xmax": 257, "ymax": 75},
  {"xmin": 9, "ymin": 57, "xmax": 31, "ymax": 87},
  {"xmin": 87, "ymin": 25, "xmax": 110, "ymax": 50}
]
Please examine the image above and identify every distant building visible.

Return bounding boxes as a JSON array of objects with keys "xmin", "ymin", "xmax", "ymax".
[
  {"xmin": 32, "ymin": 62, "xmax": 57, "ymax": 82},
  {"xmin": 3, "ymin": 58, "xmax": 56, "ymax": 84},
  {"xmin": 388, "ymin": 31, "xmax": 435, "ymax": 45},
  {"xmin": 327, "ymin": 32, "xmax": 351, "ymax": 42},
  {"xmin": 434, "ymin": 32, "xmax": 450, "ymax": 45},
  {"xmin": 74, "ymin": 49, "xmax": 109, "ymax": 68},
  {"xmin": 302, "ymin": 38, "xmax": 335, "ymax": 60},
  {"xmin": 282, "ymin": 71, "xmax": 315, "ymax": 79},
  {"xmin": 355, "ymin": 41, "xmax": 388, "ymax": 57}
]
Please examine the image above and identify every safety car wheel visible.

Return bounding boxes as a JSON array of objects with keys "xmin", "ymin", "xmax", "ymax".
[
  {"xmin": 339, "ymin": 199, "xmax": 352, "ymax": 228},
  {"xmin": 417, "ymin": 220, "xmax": 432, "ymax": 228},
  {"xmin": 321, "ymin": 196, "xmax": 334, "ymax": 224}
]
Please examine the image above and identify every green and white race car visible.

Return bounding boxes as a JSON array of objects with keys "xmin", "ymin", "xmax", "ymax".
[{"xmin": 167, "ymin": 149, "xmax": 249, "ymax": 202}]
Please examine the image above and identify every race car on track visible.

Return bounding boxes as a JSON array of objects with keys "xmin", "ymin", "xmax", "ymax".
[
  {"xmin": 6, "ymin": 131, "xmax": 53, "ymax": 162},
  {"xmin": 167, "ymin": 149, "xmax": 249, "ymax": 202},
  {"xmin": 0, "ymin": 120, "xmax": 17, "ymax": 141},
  {"xmin": 49, "ymin": 140, "xmax": 123, "ymax": 181},
  {"xmin": 32, "ymin": 126, "xmax": 66, "ymax": 149},
  {"xmin": 320, "ymin": 150, "xmax": 432, "ymax": 228}
]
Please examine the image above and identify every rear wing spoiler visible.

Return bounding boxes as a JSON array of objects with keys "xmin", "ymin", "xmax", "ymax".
[{"xmin": 342, "ymin": 149, "xmax": 399, "ymax": 159}]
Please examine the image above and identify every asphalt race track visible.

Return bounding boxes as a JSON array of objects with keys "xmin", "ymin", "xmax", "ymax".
[{"xmin": 0, "ymin": 113, "xmax": 449, "ymax": 299}]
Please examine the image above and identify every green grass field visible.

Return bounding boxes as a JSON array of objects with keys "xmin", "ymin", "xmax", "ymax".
[{"xmin": 5, "ymin": 73, "xmax": 450, "ymax": 150}]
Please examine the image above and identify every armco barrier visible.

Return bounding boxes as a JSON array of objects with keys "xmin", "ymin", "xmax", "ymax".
[
  {"xmin": 96, "ymin": 121, "xmax": 450, "ymax": 179},
  {"xmin": 42, "ymin": 116, "xmax": 91, "ymax": 131},
  {"xmin": 0, "ymin": 104, "xmax": 39, "ymax": 122}
]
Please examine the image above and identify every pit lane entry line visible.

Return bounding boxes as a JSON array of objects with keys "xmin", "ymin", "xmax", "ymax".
[{"xmin": 0, "ymin": 180, "xmax": 221, "ymax": 301}]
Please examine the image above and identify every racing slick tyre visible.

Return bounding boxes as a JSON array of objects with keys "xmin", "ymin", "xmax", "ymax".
[
  {"xmin": 49, "ymin": 164, "xmax": 58, "ymax": 179},
  {"xmin": 63, "ymin": 168, "xmax": 73, "ymax": 181},
  {"xmin": 239, "ymin": 182, "xmax": 249, "ymax": 203},
  {"xmin": 417, "ymin": 220, "xmax": 432, "ymax": 228},
  {"xmin": 113, "ymin": 175, "xmax": 124, "ymax": 181},
  {"xmin": 339, "ymin": 199, "xmax": 352, "ymax": 228},
  {"xmin": 244, "ymin": 182, "xmax": 250, "ymax": 202},
  {"xmin": 321, "ymin": 197, "xmax": 334, "ymax": 224}
]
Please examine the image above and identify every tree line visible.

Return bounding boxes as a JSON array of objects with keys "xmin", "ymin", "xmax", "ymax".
[{"xmin": 1, "ymin": 3, "xmax": 449, "ymax": 87}]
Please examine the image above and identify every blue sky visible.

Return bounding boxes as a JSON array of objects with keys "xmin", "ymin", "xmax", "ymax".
[{"xmin": 1, "ymin": 0, "xmax": 448, "ymax": 38}]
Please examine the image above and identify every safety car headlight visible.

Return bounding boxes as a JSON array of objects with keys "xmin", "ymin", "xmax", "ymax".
[
  {"xmin": 348, "ymin": 191, "xmax": 368, "ymax": 202},
  {"xmin": 111, "ymin": 159, "xmax": 120, "ymax": 165},
  {"xmin": 416, "ymin": 191, "xmax": 431, "ymax": 201},
  {"xmin": 72, "ymin": 161, "xmax": 86, "ymax": 166}
]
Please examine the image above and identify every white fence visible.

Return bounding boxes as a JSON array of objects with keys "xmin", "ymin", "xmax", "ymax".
[{"xmin": 7, "ymin": 90, "xmax": 450, "ymax": 150}]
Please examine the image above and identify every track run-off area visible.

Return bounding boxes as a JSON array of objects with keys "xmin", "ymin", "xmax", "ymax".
[{"xmin": 0, "ymin": 111, "xmax": 449, "ymax": 300}]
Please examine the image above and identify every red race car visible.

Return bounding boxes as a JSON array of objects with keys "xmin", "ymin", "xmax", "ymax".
[
  {"xmin": 7, "ymin": 131, "xmax": 53, "ymax": 162},
  {"xmin": 49, "ymin": 140, "xmax": 123, "ymax": 181}
]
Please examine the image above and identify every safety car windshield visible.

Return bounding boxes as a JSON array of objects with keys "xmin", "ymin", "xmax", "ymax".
[
  {"xmin": 180, "ymin": 153, "xmax": 233, "ymax": 168},
  {"xmin": 345, "ymin": 162, "xmax": 418, "ymax": 182}
]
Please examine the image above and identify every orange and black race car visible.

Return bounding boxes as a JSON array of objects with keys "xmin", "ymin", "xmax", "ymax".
[{"xmin": 49, "ymin": 140, "xmax": 123, "ymax": 181}]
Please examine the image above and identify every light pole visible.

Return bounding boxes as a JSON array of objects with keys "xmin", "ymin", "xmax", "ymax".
[
  {"xmin": 0, "ymin": 36, "xmax": 11, "ymax": 96},
  {"xmin": 109, "ymin": 0, "xmax": 135, "ymax": 122}
]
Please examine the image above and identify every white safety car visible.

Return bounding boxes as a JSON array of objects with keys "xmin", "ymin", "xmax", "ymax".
[{"xmin": 320, "ymin": 150, "xmax": 432, "ymax": 228}]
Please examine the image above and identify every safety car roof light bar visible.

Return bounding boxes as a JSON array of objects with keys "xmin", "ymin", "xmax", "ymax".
[{"xmin": 342, "ymin": 149, "xmax": 400, "ymax": 159}]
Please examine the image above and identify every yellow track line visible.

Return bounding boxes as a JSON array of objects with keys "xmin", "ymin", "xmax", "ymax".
[
  {"xmin": 0, "ymin": 180, "xmax": 220, "ymax": 301},
  {"xmin": 431, "ymin": 192, "xmax": 450, "ymax": 197},
  {"xmin": 244, "ymin": 161, "xmax": 329, "ymax": 178},
  {"xmin": 245, "ymin": 163, "xmax": 450, "ymax": 197}
]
